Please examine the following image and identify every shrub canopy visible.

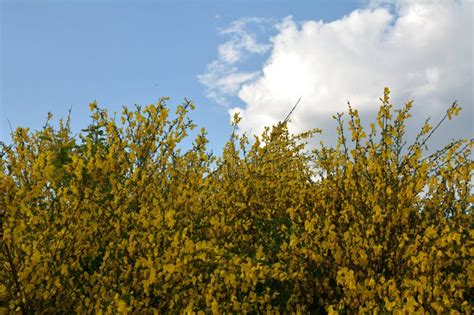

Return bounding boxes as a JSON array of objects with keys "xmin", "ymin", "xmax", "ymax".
[{"xmin": 0, "ymin": 88, "xmax": 472, "ymax": 313}]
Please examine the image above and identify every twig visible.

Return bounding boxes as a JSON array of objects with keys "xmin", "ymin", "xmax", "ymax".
[
  {"xmin": 283, "ymin": 97, "xmax": 302, "ymax": 123},
  {"xmin": 6, "ymin": 118, "xmax": 13, "ymax": 134}
]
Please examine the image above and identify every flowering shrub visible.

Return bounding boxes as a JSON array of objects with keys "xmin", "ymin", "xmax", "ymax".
[{"xmin": 1, "ymin": 89, "xmax": 472, "ymax": 313}]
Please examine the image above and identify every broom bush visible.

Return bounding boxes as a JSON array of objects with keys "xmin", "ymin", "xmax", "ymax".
[{"xmin": 0, "ymin": 88, "xmax": 472, "ymax": 313}]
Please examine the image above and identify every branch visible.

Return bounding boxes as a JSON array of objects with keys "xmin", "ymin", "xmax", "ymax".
[{"xmin": 283, "ymin": 97, "xmax": 302, "ymax": 123}]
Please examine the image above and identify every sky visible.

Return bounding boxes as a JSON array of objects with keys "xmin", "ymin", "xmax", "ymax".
[{"xmin": 1, "ymin": 0, "xmax": 473, "ymax": 154}]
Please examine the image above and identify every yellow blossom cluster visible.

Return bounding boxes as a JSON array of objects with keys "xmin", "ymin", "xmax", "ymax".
[{"xmin": 0, "ymin": 89, "xmax": 472, "ymax": 313}]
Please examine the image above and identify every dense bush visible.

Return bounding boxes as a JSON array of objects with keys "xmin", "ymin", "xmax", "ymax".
[{"xmin": 1, "ymin": 88, "xmax": 472, "ymax": 313}]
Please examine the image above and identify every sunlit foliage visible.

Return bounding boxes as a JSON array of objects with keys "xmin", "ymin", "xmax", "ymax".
[{"xmin": 0, "ymin": 88, "xmax": 472, "ymax": 313}]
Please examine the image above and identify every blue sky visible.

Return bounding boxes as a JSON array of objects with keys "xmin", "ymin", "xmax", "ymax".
[
  {"xmin": 1, "ymin": 0, "xmax": 472, "ymax": 153},
  {"xmin": 1, "ymin": 0, "xmax": 360, "ymax": 151}
]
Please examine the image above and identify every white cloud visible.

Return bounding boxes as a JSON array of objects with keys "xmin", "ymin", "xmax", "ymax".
[
  {"xmin": 203, "ymin": 0, "xmax": 473, "ymax": 146},
  {"xmin": 220, "ymin": 17, "xmax": 271, "ymax": 55},
  {"xmin": 198, "ymin": 17, "xmax": 272, "ymax": 106},
  {"xmin": 198, "ymin": 61, "xmax": 261, "ymax": 105},
  {"xmin": 217, "ymin": 42, "xmax": 241, "ymax": 64}
]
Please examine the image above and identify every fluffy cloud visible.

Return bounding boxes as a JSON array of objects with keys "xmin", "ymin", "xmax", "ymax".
[
  {"xmin": 198, "ymin": 17, "xmax": 272, "ymax": 106},
  {"xmin": 197, "ymin": 61, "xmax": 261, "ymax": 105},
  {"xmin": 203, "ymin": 0, "xmax": 473, "ymax": 146}
]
